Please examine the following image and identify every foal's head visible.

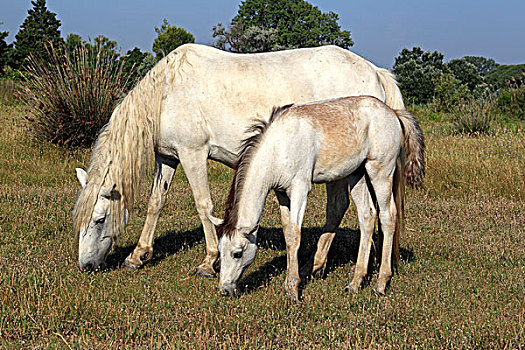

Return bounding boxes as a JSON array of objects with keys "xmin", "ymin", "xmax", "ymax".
[{"xmin": 212, "ymin": 217, "xmax": 259, "ymax": 296}]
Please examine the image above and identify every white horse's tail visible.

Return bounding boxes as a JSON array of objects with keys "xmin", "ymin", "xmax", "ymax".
[{"xmin": 376, "ymin": 68, "xmax": 405, "ymax": 110}]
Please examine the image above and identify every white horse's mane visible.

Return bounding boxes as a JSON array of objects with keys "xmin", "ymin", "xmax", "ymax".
[{"xmin": 72, "ymin": 50, "xmax": 188, "ymax": 239}]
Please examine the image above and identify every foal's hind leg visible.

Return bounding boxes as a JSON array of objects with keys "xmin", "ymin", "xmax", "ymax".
[
  {"xmin": 365, "ymin": 161, "xmax": 397, "ymax": 295},
  {"xmin": 348, "ymin": 176, "xmax": 377, "ymax": 293},
  {"xmin": 310, "ymin": 179, "xmax": 349, "ymax": 278},
  {"xmin": 124, "ymin": 155, "xmax": 178, "ymax": 269}
]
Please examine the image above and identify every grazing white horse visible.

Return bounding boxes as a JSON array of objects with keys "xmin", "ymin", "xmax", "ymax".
[
  {"xmin": 209, "ymin": 96, "xmax": 425, "ymax": 301},
  {"xmin": 73, "ymin": 44, "xmax": 405, "ymax": 275}
]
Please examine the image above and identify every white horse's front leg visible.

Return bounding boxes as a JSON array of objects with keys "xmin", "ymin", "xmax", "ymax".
[
  {"xmin": 124, "ymin": 155, "xmax": 178, "ymax": 269},
  {"xmin": 283, "ymin": 182, "xmax": 310, "ymax": 302},
  {"xmin": 179, "ymin": 148, "xmax": 219, "ymax": 277}
]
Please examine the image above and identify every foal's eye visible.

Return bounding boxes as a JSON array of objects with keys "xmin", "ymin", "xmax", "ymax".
[
  {"xmin": 233, "ymin": 251, "xmax": 243, "ymax": 259},
  {"xmin": 95, "ymin": 217, "xmax": 106, "ymax": 225}
]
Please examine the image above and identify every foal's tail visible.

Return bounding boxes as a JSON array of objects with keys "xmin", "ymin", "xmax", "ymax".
[
  {"xmin": 394, "ymin": 110, "xmax": 426, "ymax": 187},
  {"xmin": 389, "ymin": 110, "xmax": 425, "ymax": 269}
]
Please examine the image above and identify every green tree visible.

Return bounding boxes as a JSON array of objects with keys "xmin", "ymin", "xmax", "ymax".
[
  {"xmin": 446, "ymin": 58, "xmax": 482, "ymax": 91},
  {"xmin": 463, "ymin": 56, "xmax": 499, "ymax": 77},
  {"xmin": 0, "ymin": 30, "xmax": 13, "ymax": 75},
  {"xmin": 120, "ymin": 47, "xmax": 156, "ymax": 89},
  {"xmin": 90, "ymin": 35, "xmax": 119, "ymax": 60},
  {"xmin": 393, "ymin": 47, "xmax": 447, "ymax": 104},
  {"xmin": 65, "ymin": 33, "xmax": 84, "ymax": 53},
  {"xmin": 485, "ymin": 64, "xmax": 525, "ymax": 89},
  {"xmin": 10, "ymin": 0, "xmax": 63, "ymax": 68},
  {"xmin": 152, "ymin": 19, "xmax": 194, "ymax": 59},
  {"xmin": 213, "ymin": 0, "xmax": 353, "ymax": 53}
]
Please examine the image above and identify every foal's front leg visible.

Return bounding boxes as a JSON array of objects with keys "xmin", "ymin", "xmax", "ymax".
[
  {"xmin": 124, "ymin": 156, "xmax": 178, "ymax": 269},
  {"xmin": 282, "ymin": 183, "xmax": 310, "ymax": 302}
]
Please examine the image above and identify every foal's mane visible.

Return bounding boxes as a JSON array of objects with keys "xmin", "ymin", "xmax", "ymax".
[{"xmin": 217, "ymin": 104, "xmax": 293, "ymax": 238}]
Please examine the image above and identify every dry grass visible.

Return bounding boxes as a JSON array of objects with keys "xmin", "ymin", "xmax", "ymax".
[{"xmin": 0, "ymin": 101, "xmax": 524, "ymax": 348}]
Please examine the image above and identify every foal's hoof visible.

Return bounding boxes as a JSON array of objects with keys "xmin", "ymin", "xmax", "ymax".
[
  {"xmin": 372, "ymin": 285, "xmax": 386, "ymax": 296},
  {"xmin": 345, "ymin": 283, "xmax": 360, "ymax": 295}
]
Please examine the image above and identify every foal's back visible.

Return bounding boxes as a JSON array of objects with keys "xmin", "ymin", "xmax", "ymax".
[{"xmin": 263, "ymin": 96, "xmax": 402, "ymax": 184}]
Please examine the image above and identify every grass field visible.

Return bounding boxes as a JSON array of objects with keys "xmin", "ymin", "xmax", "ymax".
[{"xmin": 0, "ymin": 100, "xmax": 524, "ymax": 348}]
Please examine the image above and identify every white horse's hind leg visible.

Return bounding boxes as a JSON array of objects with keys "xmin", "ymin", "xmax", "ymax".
[
  {"xmin": 348, "ymin": 176, "xmax": 377, "ymax": 293},
  {"xmin": 311, "ymin": 179, "xmax": 350, "ymax": 278},
  {"xmin": 365, "ymin": 161, "xmax": 397, "ymax": 295},
  {"xmin": 124, "ymin": 156, "xmax": 178, "ymax": 269},
  {"xmin": 179, "ymin": 149, "xmax": 219, "ymax": 277}
]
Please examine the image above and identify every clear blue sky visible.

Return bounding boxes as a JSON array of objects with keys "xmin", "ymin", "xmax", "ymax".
[{"xmin": 2, "ymin": 0, "xmax": 524, "ymax": 68}]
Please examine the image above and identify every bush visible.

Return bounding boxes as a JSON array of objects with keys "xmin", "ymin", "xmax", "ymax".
[
  {"xmin": 433, "ymin": 73, "xmax": 469, "ymax": 112},
  {"xmin": 19, "ymin": 41, "xmax": 131, "ymax": 148},
  {"xmin": 496, "ymin": 83, "xmax": 525, "ymax": 121},
  {"xmin": 453, "ymin": 99, "xmax": 494, "ymax": 136}
]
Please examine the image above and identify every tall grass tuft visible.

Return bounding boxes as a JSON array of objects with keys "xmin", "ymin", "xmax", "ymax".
[
  {"xmin": 0, "ymin": 79, "xmax": 17, "ymax": 102},
  {"xmin": 452, "ymin": 99, "xmax": 494, "ymax": 136},
  {"xmin": 19, "ymin": 41, "xmax": 131, "ymax": 148}
]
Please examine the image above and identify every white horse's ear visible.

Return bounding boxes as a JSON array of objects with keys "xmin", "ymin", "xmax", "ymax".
[
  {"xmin": 76, "ymin": 168, "xmax": 88, "ymax": 188},
  {"xmin": 206, "ymin": 214, "xmax": 224, "ymax": 226},
  {"xmin": 100, "ymin": 184, "xmax": 114, "ymax": 198}
]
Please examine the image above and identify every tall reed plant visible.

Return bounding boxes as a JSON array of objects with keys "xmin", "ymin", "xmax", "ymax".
[
  {"xmin": 19, "ymin": 42, "xmax": 131, "ymax": 148},
  {"xmin": 453, "ymin": 99, "xmax": 494, "ymax": 136}
]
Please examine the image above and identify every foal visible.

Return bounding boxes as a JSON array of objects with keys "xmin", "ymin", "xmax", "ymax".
[{"xmin": 209, "ymin": 96, "xmax": 424, "ymax": 301}]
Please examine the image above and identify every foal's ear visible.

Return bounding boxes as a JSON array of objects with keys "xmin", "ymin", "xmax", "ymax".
[
  {"xmin": 206, "ymin": 214, "xmax": 224, "ymax": 226},
  {"xmin": 76, "ymin": 168, "xmax": 88, "ymax": 188}
]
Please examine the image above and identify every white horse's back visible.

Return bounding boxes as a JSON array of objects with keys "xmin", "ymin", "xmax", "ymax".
[{"xmin": 159, "ymin": 44, "xmax": 394, "ymax": 165}]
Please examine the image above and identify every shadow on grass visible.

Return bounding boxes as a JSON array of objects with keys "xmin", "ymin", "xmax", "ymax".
[
  {"xmin": 239, "ymin": 226, "xmax": 362, "ymax": 295},
  {"xmin": 106, "ymin": 225, "xmax": 415, "ymax": 295},
  {"xmin": 106, "ymin": 227, "xmax": 205, "ymax": 270},
  {"xmin": 240, "ymin": 226, "xmax": 416, "ymax": 296}
]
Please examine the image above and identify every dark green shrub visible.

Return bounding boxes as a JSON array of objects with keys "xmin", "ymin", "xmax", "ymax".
[{"xmin": 19, "ymin": 41, "xmax": 130, "ymax": 148}]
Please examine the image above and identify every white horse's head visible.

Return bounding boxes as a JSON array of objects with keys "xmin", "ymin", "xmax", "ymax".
[
  {"xmin": 209, "ymin": 215, "xmax": 258, "ymax": 296},
  {"xmin": 74, "ymin": 168, "xmax": 128, "ymax": 271}
]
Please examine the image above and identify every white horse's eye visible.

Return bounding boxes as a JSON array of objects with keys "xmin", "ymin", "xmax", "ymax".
[
  {"xmin": 95, "ymin": 217, "xmax": 106, "ymax": 225},
  {"xmin": 232, "ymin": 251, "xmax": 243, "ymax": 259}
]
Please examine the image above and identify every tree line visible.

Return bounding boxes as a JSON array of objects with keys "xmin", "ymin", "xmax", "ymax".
[
  {"xmin": 2, "ymin": 0, "xmax": 523, "ymax": 94},
  {"xmin": 1, "ymin": 0, "xmax": 523, "ymax": 146}
]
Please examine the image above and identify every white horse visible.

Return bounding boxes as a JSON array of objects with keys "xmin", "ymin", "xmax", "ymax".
[
  {"xmin": 73, "ymin": 44, "xmax": 405, "ymax": 275},
  {"xmin": 209, "ymin": 96, "xmax": 425, "ymax": 301}
]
